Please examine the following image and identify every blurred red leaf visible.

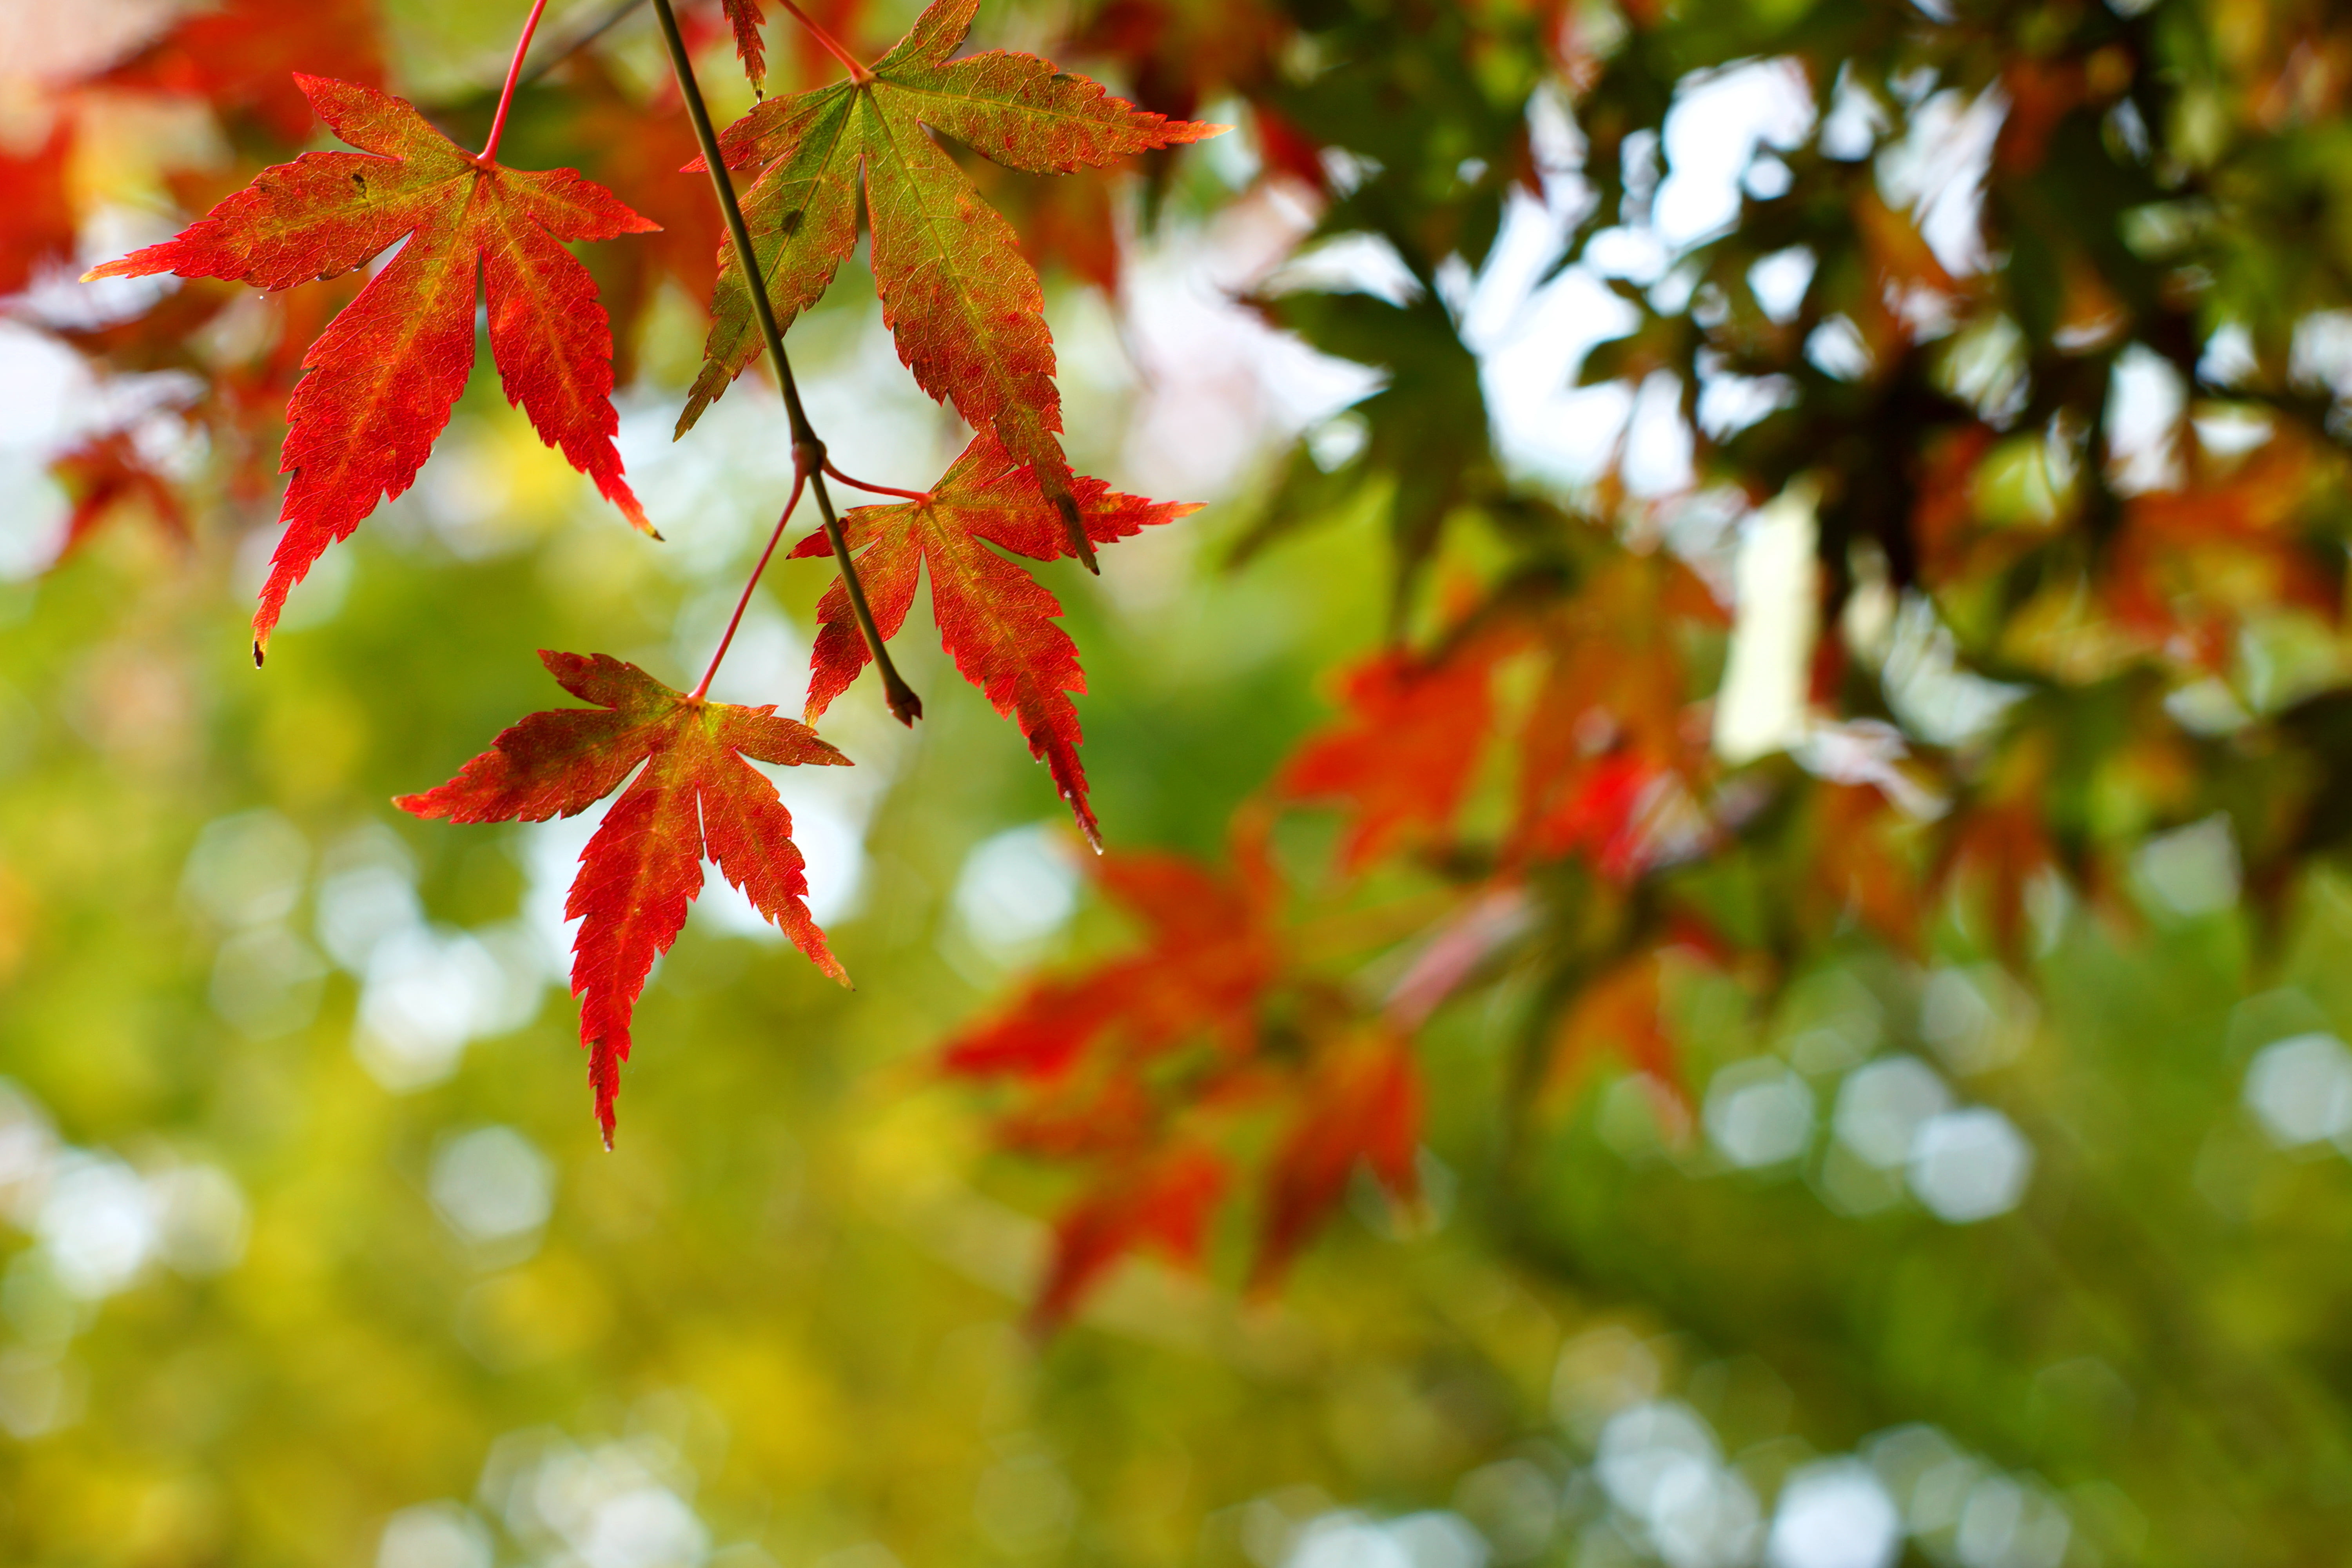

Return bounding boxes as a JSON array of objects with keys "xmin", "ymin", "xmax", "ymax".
[
  {"xmin": 0, "ymin": 121, "xmax": 76, "ymax": 298},
  {"xmin": 1251, "ymin": 1029, "xmax": 1421, "ymax": 1288},
  {"xmin": 1033, "ymin": 1144, "xmax": 1227, "ymax": 1330},
  {"xmin": 102, "ymin": 0, "xmax": 385, "ymax": 143},
  {"xmin": 51, "ymin": 432, "xmax": 189, "ymax": 557},
  {"xmin": 943, "ymin": 832, "xmax": 1280, "ymax": 1083},
  {"xmin": 1281, "ymin": 632, "xmax": 1515, "ymax": 873}
]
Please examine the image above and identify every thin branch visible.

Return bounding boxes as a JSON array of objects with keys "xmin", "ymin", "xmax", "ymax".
[
  {"xmin": 649, "ymin": 0, "xmax": 922, "ymax": 724},
  {"xmin": 692, "ymin": 474, "xmax": 803, "ymax": 702},
  {"xmin": 824, "ymin": 461, "xmax": 930, "ymax": 502},
  {"xmin": 519, "ymin": 0, "xmax": 649, "ymax": 87},
  {"xmin": 479, "ymin": 0, "xmax": 554, "ymax": 163}
]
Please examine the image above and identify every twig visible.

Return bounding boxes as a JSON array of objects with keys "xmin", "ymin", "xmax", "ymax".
[
  {"xmin": 649, "ymin": 0, "xmax": 922, "ymax": 724},
  {"xmin": 519, "ymin": 0, "xmax": 649, "ymax": 87}
]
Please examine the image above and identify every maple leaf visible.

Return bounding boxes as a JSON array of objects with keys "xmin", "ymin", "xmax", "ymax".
[
  {"xmin": 789, "ymin": 432, "xmax": 1198, "ymax": 845},
  {"xmin": 397, "ymin": 651, "xmax": 849, "ymax": 1144},
  {"xmin": 1252, "ymin": 1030, "xmax": 1422, "ymax": 1289},
  {"xmin": 1032, "ymin": 1144, "xmax": 1226, "ymax": 1330},
  {"xmin": 1281, "ymin": 633, "xmax": 1514, "ymax": 873},
  {"xmin": 102, "ymin": 0, "xmax": 385, "ymax": 144},
  {"xmin": 943, "ymin": 834, "xmax": 1279, "ymax": 1083},
  {"xmin": 681, "ymin": 0, "xmax": 1220, "ymax": 556},
  {"xmin": 1513, "ymin": 557, "xmax": 1721, "ymax": 877},
  {"xmin": 85, "ymin": 75, "xmax": 659, "ymax": 657}
]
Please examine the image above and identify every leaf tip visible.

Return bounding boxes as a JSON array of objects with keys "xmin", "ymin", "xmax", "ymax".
[{"xmin": 251, "ymin": 639, "xmax": 266, "ymax": 669}]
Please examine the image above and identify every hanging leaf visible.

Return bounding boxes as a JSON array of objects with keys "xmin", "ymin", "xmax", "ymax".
[
  {"xmin": 791, "ymin": 432, "xmax": 1196, "ymax": 845},
  {"xmin": 681, "ymin": 0, "xmax": 1220, "ymax": 554},
  {"xmin": 85, "ymin": 75, "xmax": 659, "ymax": 657},
  {"xmin": 397, "ymin": 652, "xmax": 849, "ymax": 1144}
]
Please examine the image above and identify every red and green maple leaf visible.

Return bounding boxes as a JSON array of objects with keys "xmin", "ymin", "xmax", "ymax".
[
  {"xmin": 86, "ymin": 75, "xmax": 658, "ymax": 657},
  {"xmin": 681, "ymin": 0, "xmax": 1220, "ymax": 559},
  {"xmin": 789, "ymin": 432, "xmax": 1198, "ymax": 845},
  {"xmin": 398, "ymin": 652, "xmax": 849, "ymax": 1145}
]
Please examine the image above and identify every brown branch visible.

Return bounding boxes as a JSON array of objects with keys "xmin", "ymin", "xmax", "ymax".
[{"xmin": 648, "ymin": 0, "xmax": 922, "ymax": 724}]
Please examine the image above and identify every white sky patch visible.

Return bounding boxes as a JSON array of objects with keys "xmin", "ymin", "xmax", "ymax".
[
  {"xmin": 1715, "ymin": 481, "xmax": 1821, "ymax": 764},
  {"xmin": 1655, "ymin": 60, "xmax": 1817, "ymax": 250},
  {"xmin": 1112, "ymin": 187, "xmax": 1385, "ymax": 500},
  {"xmin": 1876, "ymin": 87, "xmax": 2005, "ymax": 278},
  {"xmin": 2106, "ymin": 345, "xmax": 2185, "ymax": 495}
]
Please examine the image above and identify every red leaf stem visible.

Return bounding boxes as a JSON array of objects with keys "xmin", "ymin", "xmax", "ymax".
[{"xmin": 480, "ymin": 0, "xmax": 554, "ymax": 163}]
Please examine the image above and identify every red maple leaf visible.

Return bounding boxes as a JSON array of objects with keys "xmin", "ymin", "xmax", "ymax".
[
  {"xmin": 1252, "ymin": 1030, "xmax": 1422, "ymax": 1288},
  {"xmin": 397, "ymin": 652, "xmax": 849, "ymax": 1144},
  {"xmin": 1281, "ymin": 633, "xmax": 1514, "ymax": 872},
  {"xmin": 1513, "ymin": 556, "xmax": 1720, "ymax": 877},
  {"xmin": 0, "ymin": 120, "xmax": 76, "ymax": 298},
  {"xmin": 1032, "ymin": 1144, "xmax": 1226, "ymax": 1330},
  {"xmin": 943, "ymin": 833, "xmax": 1279, "ymax": 1083},
  {"xmin": 85, "ymin": 76, "xmax": 659, "ymax": 658},
  {"xmin": 789, "ymin": 432, "xmax": 1197, "ymax": 845},
  {"xmin": 683, "ymin": 0, "xmax": 1220, "ymax": 558},
  {"xmin": 102, "ymin": 0, "xmax": 385, "ymax": 144}
]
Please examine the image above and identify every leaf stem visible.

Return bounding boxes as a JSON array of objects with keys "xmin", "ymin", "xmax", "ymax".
[
  {"xmin": 691, "ymin": 472, "xmax": 802, "ymax": 702},
  {"xmin": 773, "ymin": 0, "xmax": 872, "ymax": 82},
  {"xmin": 824, "ymin": 461, "xmax": 930, "ymax": 502},
  {"xmin": 480, "ymin": 0, "xmax": 554, "ymax": 163},
  {"xmin": 650, "ymin": 0, "xmax": 922, "ymax": 724},
  {"xmin": 519, "ymin": 0, "xmax": 647, "ymax": 87}
]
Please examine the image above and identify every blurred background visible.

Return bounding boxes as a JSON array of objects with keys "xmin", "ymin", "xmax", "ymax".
[{"xmin": 5, "ymin": 0, "xmax": 2352, "ymax": 1564}]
